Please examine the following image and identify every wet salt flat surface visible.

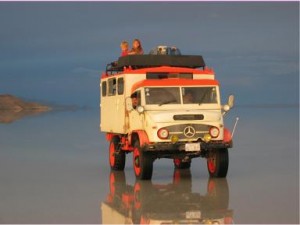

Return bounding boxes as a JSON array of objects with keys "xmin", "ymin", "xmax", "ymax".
[{"xmin": 0, "ymin": 107, "xmax": 298, "ymax": 223}]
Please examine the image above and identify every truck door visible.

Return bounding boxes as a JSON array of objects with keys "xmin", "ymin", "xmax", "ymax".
[
  {"xmin": 128, "ymin": 90, "xmax": 144, "ymax": 130},
  {"xmin": 101, "ymin": 77, "xmax": 126, "ymax": 133}
]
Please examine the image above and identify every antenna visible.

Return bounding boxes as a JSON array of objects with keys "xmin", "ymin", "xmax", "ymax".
[{"xmin": 231, "ymin": 117, "xmax": 239, "ymax": 139}]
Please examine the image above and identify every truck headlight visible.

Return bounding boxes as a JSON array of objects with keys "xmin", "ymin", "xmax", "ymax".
[
  {"xmin": 157, "ymin": 128, "xmax": 169, "ymax": 139},
  {"xmin": 209, "ymin": 127, "xmax": 220, "ymax": 138},
  {"xmin": 137, "ymin": 106, "xmax": 145, "ymax": 113}
]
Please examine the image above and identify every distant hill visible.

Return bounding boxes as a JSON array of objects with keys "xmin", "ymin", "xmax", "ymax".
[{"xmin": 0, "ymin": 94, "xmax": 51, "ymax": 123}]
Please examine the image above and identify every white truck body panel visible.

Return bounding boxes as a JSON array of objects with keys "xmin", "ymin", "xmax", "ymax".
[{"xmin": 100, "ymin": 71, "xmax": 219, "ymax": 138}]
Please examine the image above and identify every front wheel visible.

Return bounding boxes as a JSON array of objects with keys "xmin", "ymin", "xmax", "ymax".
[
  {"xmin": 133, "ymin": 140, "xmax": 153, "ymax": 180},
  {"xmin": 207, "ymin": 148, "xmax": 229, "ymax": 178}
]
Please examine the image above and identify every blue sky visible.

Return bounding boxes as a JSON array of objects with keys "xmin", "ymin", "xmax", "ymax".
[{"xmin": 0, "ymin": 2, "xmax": 298, "ymax": 107}]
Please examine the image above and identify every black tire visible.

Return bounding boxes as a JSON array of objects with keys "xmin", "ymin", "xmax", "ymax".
[
  {"xmin": 133, "ymin": 140, "xmax": 153, "ymax": 180},
  {"xmin": 173, "ymin": 158, "xmax": 191, "ymax": 169},
  {"xmin": 207, "ymin": 148, "xmax": 229, "ymax": 178},
  {"xmin": 109, "ymin": 136, "xmax": 125, "ymax": 170}
]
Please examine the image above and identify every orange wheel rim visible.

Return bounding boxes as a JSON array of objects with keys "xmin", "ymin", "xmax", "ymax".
[
  {"xmin": 133, "ymin": 147, "xmax": 141, "ymax": 176},
  {"xmin": 109, "ymin": 142, "xmax": 115, "ymax": 167},
  {"xmin": 208, "ymin": 155, "xmax": 216, "ymax": 173}
]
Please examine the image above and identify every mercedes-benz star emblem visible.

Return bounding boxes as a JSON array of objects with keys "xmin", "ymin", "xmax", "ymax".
[{"xmin": 183, "ymin": 126, "xmax": 196, "ymax": 138}]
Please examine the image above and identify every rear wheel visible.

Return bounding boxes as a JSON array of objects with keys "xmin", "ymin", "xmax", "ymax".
[
  {"xmin": 173, "ymin": 158, "xmax": 191, "ymax": 169},
  {"xmin": 133, "ymin": 140, "xmax": 153, "ymax": 180},
  {"xmin": 109, "ymin": 136, "xmax": 125, "ymax": 170},
  {"xmin": 207, "ymin": 148, "xmax": 228, "ymax": 178}
]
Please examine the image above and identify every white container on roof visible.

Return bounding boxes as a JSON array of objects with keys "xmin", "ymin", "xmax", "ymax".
[{"xmin": 149, "ymin": 45, "xmax": 182, "ymax": 55}]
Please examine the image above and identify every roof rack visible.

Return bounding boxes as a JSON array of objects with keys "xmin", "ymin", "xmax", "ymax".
[{"xmin": 106, "ymin": 55, "xmax": 206, "ymax": 74}]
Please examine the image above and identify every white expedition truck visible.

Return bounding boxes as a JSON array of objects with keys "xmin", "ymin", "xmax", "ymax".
[{"xmin": 100, "ymin": 47, "xmax": 235, "ymax": 180}]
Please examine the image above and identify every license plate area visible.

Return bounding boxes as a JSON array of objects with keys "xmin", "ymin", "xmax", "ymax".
[
  {"xmin": 185, "ymin": 143, "xmax": 201, "ymax": 152},
  {"xmin": 186, "ymin": 210, "xmax": 201, "ymax": 219}
]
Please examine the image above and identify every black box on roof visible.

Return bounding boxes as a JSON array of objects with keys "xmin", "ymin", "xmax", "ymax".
[{"xmin": 117, "ymin": 55, "xmax": 205, "ymax": 69}]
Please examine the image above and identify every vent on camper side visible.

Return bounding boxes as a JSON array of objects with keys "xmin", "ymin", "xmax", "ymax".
[{"xmin": 173, "ymin": 114, "xmax": 204, "ymax": 120}]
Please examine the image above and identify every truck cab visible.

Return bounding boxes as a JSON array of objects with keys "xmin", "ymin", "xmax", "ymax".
[{"xmin": 100, "ymin": 47, "xmax": 234, "ymax": 180}]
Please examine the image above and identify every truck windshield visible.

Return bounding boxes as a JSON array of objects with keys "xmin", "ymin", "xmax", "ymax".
[
  {"xmin": 145, "ymin": 87, "xmax": 180, "ymax": 105},
  {"xmin": 182, "ymin": 87, "xmax": 217, "ymax": 104},
  {"xmin": 144, "ymin": 87, "xmax": 218, "ymax": 105}
]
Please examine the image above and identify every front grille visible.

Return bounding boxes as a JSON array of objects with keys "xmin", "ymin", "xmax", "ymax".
[{"xmin": 167, "ymin": 124, "xmax": 210, "ymax": 140}]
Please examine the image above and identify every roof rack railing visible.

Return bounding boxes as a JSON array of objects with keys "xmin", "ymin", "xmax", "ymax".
[{"xmin": 106, "ymin": 61, "xmax": 122, "ymax": 75}]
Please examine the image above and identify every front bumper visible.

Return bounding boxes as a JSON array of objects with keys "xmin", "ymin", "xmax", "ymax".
[
  {"xmin": 144, "ymin": 141, "xmax": 232, "ymax": 151},
  {"xmin": 142, "ymin": 141, "xmax": 232, "ymax": 158}
]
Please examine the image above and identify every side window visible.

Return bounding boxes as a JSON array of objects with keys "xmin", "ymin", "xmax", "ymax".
[
  {"xmin": 102, "ymin": 81, "xmax": 107, "ymax": 97},
  {"xmin": 108, "ymin": 78, "xmax": 116, "ymax": 96},
  {"xmin": 118, "ymin": 78, "xmax": 124, "ymax": 95},
  {"xmin": 131, "ymin": 91, "xmax": 141, "ymax": 109}
]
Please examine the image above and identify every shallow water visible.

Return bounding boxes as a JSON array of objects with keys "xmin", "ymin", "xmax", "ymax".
[{"xmin": 0, "ymin": 107, "xmax": 298, "ymax": 223}]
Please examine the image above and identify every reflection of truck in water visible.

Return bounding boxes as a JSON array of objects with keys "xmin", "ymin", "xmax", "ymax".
[
  {"xmin": 101, "ymin": 170, "xmax": 234, "ymax": 224},
  {"xmin": 100, "ymin": 46, "xmax": 235, "ymax": 179}
]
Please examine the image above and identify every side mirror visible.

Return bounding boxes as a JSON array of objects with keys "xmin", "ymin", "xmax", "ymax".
[
  {"xmin": 222, "ymin": 95, "xmax": 235, "ymax": 115},
  {"xmin": 228, "ymin": 95, "xmax": 235, "ymax": 108},
  {"xmin": 125, "ymin": 97, "xmax": 133, "ymax": 111}
]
